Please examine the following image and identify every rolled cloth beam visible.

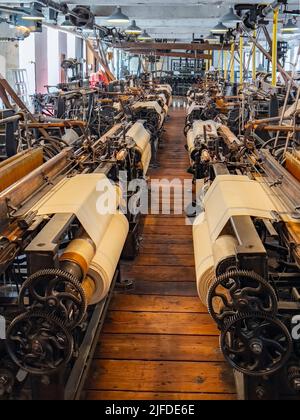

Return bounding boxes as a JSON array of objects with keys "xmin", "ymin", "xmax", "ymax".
[
  {"xmin": 33, "ymin": 173, "xmax": 120, "ymax": 247},
  {"xmin": 86, "ymin": 213, "xmax": 129, "ymax": 304},
  {"xmin": 126, "ymin": 122, "xmax": 151, "ymax": 175}
]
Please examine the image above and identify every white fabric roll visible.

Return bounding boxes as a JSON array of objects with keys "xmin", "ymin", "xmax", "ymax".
[
  {"xmin": 193, "ymin": 213, "xmax": 215, "ymax": 306},
  {"xmin": 33, "ymin": 174, "xmax": 119, "ymax": 247},
  {"xmin": 204, "ymin": 175, "xmax": 296, "ymax": 242},
  {"xmin": 88, "ymin": 213, "xmax": 129, "ymax": 303},
  {"xmin": 126, "ymin": 122, "xmax": 152, "ymax": 175}
]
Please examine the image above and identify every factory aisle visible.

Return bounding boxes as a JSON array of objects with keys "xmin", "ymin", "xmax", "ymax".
[{"xmin": 84, "ymin": 102, "xmax": 236, "ymax": 400}]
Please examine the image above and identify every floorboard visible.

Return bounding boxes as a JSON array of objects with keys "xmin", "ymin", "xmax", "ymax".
[{"xmin": 84, "ymin": 104, "xmax": 236, "ymax": 400}]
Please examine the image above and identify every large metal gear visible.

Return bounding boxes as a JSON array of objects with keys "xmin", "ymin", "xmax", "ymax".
[
  {"xmin": 0, "ymin": 366, "xmax": 15, "ymax": 398},
  {"xmin": 288, "ymin": 366, "xmax": 300, "ymax": 393},
  {"xmin": 6, "ymin": 311, "xmax": 74, "ymax": 376},
  {"xmin": 220, "ymin": 312, "xmax": 293, "ymax": 377},
  {"xmin": 207, "ymin": 270, "xmax": 278, "ymax": 326},
  {"xmin": 18, "ymin": 269, "xmax": 87, "ymax": 330}
]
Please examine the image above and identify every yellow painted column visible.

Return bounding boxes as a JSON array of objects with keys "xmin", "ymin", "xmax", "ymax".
[
  {"xmin": 206, "ymin": 51, "xmax": 209, "ymax": 72},
  {"xmin": 272, "ymin": 8, "xmax": 279, "ymax": 86},
  {"xmin": 252, "ymin": 30, "xmax": 257, "ymax": 81},
  {"xmin": 230, "ymin": 42, "xmax": 235, "ymax": 83},
  {"xmin": 239, "ymin": 35, "xmax": 244, "ymax": 87},
  {"xmin": 217, "ymin": 50, "xmax": 221, "ymax": 71},
  {"xmin": 224, "ymin": 50, "xmax": 228, "ymax": 80}
]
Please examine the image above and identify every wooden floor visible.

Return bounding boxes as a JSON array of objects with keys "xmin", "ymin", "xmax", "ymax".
[{"xmin": 84, "ymin": 103, "xmax": 236, "ymax": 400}]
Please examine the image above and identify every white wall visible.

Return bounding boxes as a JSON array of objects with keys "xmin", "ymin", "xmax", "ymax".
[
  {"xmin": 47, "ymin": 27, "xmax": 59, "ymax": 87},
  {"xmin": 67, "ymin": 33, "xmax": 76, "ymax": 59},
  {"xmin": 19, "ymin": 34, "xmax": 36, "ymax": 95}
]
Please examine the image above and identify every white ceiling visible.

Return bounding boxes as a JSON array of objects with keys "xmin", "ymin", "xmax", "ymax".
[
  {"xmin": 4, "ymin": 1, "xmax": 300, "ymax": 41},
  {"xmin": 67, "ymin": 0, "xmax": 300, "ymax": 40}
]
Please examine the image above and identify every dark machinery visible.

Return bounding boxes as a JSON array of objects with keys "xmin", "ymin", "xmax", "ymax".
[{"xmin": 189, "ymin": 80, "xmax": 300, "ymax": 400}]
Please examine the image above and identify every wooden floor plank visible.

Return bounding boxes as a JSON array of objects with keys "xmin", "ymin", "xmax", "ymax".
[
  {"xmin": 116, "ymin": 281, "xmax": 198, "ymax": 296},
  {"xmin": 103, "ymin": 312, "xmax": 219, "ymax": 336},
  {"xmin": 131, "ymin": 254, "xmax": 195, "ymax": 267},
  {"xmin": 95, "ymin": 334, "xmax": 223, "ymax": 362},
  {"xmin": 142, "ymin": 234, "xmax": 193, "ymax": 245},
  {"xmin": 109, "ymin": 295, "xmax": 207, "ymax": 313},
  {"xmin": 85, "ymin": 391, "xmax": 235, "ymax": 400},
  {"xmin": 143, "ymin": 226, "xmax": 192, "ymax": 235},
  {"xmin": 141, "ymin": 243, "xmax": 194, "ymax": 255},
  {"xmin": 86, "ymin": 360, "xmax": 235, "ymax": 394},
  {"xmin": 84, "ymin": 105, "xmax": 235, "ymax": 400},
  {"xmin": 121, "ymin": 266, "xmax": 196, "ymax": 282}
]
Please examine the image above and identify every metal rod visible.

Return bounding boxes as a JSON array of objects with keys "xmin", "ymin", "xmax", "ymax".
[
  {"xmin": 272, "ymin": 8, "xmax": 279, "ymax": 87},
  {"xmin": 240, "ymin": 23, "xmax": 297, "ymax": 87}
]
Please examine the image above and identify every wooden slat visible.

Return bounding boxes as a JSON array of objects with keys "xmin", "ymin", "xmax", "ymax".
[
  {"xmin": 117, "ymin": 281, "xmax": 198, "ymax": 296},
  {"xmin": 131, "ymin": 254, "xmax": 195, "ymax": 267},
  {"xmin": 85, "ymin": 391, "xmax": 236, "ymax": 400},
  {"xmin": 103, "ymin": 312, "xmax": 219, "ymax": 336},
  {"xmin": 142, "ymin": 234, "xmax": 193, "ymax": 245},
  {"xmin": 143, "ymin": 226, "xmax": 192, "ymax": 235},
  {"xmin": 86, "ymin": 360, "xmax": 235, "ymax": 393},
  {"xmin": 121, "ymin": 265, "xmax": 196, "ymax": 282},
  {"xmin": 110, "ymin": 295, "xmax": 206, "ymax": 313},
  {"xmin": 141, "ymin": 243, "xmax": 194, "ymax": 255},
  {"xmin": 95, "ymin": 334, "xmax": 223, "ymax": 362}
]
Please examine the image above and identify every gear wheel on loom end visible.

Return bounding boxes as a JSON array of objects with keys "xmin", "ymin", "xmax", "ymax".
[
  {"xmin": 220, "ymin": 312, "xmax": 293, "ymax": 377},
  {"xmin": 18, "ymin": 269, "xmax": 87, "ymax": 330},
  {"xmin": 6, "ymin": 311, "xmax": 74, "ymax": 376},
  {"xmin": 207, "ymin": 270, "xmax": 278, "ymax": 326},
  {"xmin": 288, "ymin": 366, "xmax": 300, "ymax": 393}
]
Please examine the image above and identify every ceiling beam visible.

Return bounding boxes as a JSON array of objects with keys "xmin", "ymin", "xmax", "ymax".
[
  {"xmin": 126, "ymin": 51, "xmax": 212, "ymax": 59},
  {"xmin": 113, "ymin": 42, "xmax": 231, "ymax": 51}
]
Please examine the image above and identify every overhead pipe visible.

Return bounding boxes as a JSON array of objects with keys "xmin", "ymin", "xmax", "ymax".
[{"xmin": 272, "ymin": 7, "xmax": 279, "ymax": 86}]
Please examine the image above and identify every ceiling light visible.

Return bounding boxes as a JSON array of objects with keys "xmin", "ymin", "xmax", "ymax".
[
  {"xmin": 257, "ymin": 64, "xmax": 265, "ymax": 72},
  {"xmin": 205, "ymin": 32, "xmax": 218, "ymax": 42},
  {"xmin": 138, "ymin": 30, "xmax": 152, "ymax": 41},
  {"xmin": 281, "ymin": 18, "xmax": 298, "ymax": 33},
  {"xmin": 222, "ymin": 7, "xmax": 242, "ymax": 28},
  {"xmin": 211, "ymin": 22, "xmax": 228, "ymax": 34},
  {"xmin": 61, "ymin": 15, "xmax": 74, "ymax": 28},
  {"xmin": 125, "ymin": 20, "xmax": 142, "ymax": 35},
  {"xmin": 107, "ymin": 6, "xmax": 130, "ymax": 25},
  {"xmin": 22, "ymin": 3, "xmax": 45, "ymax": 21}
]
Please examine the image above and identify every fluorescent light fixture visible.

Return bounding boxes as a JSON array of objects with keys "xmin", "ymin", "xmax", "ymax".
[
  {"xmin": 138, "ymin": 30, "xmax": 152, "ymax": 41},
  {"xmin": 61, "ymin": 16, "xmax": 74, "ymax": 28},
  {"xmin": 211, "ymin": 21, "xmax": 228, "ymax": 34},
  {"xmin": 205, "ymin": 32, "xmax": 218, "ymax": 42},
  {"xmin": 125, "ymin": 20, "xmax": 142, "ymax": 35},
  {"xmin": 222, "ymin": 7, "xmax": 242, "ymax": 27},
  {"xmin": 281, "ymin": 18, "xmax": 298, "ymax": 32},
  {"xmin": 257, "ymin": 64, "xmax": 265, "ymax": 72},
  {"xmin": 107, "ymin": 6, "xmax": 130, "ymax": 24}
]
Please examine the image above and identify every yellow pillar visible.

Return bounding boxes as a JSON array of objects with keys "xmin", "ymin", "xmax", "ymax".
[
  {"xmin": 217, "ymin": 50, "xmax": 221, "ymax": 71},
  {"xmin": 224, "ymin": 50, "xmax": 228, "ymax": 80},
  {"xmin": 272, "ymin": 8, "xmax": 279, "ymax": 87},
  {"xmin": 230, "ymin": 42, "xmax": 235, "ymax": 83},
  {"xmin": 206, "ymin": 51, "xmax": 209, "ymax": 72},
  {"xmin": 239, "ymin": 35, "xmax": 244, "ymax": 86},
  {"xmin": 252, "ymin": 30, "xmax": 256, "ymax": 81}
]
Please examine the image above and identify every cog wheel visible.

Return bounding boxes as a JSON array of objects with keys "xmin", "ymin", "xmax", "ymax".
[
  {"xmin": 18, "ymin": 269, "xmax": 87, "ymax": 329},
  {"xmin": 207, "ymin": 270, "xmax": 278, "ymax": 326},
  {"xmin": 288, "ymin": 366, "xmax": 300, "ymax": 393},
  {"xmin": 6, "ymin": 311, "xmax": 74, "ymax": 376},
  {"xmin": 220, "ymin": 312, "xmax": 292, "ymax": 377},
  {"xmin": 0, "ymin": 367, "xmax": 15, "ymax": 398}
]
